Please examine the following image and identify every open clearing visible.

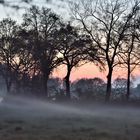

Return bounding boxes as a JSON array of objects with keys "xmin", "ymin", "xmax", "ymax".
[{"xmin": 0, "ymin": 97, "xmax": 140, "ymax": 140}]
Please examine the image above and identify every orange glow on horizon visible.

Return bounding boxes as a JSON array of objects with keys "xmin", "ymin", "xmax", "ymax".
[{"xmin": 53, "ymin": 63, "xmax": 139, "ymax": 82}]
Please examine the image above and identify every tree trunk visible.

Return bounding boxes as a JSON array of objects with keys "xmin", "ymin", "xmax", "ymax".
[
  {"xmin": 5, "ymin": 78, "xmax": 12, "ymax": 94},
  {"xmin": 65, "ymin": 67, "xmax": 71, "ymax": 99},
  {"xmin": 126, "ymin": 34, "xmax": 134, "ymax": 101},
  {"xmin": 126, "ymin": 64, "xmax": 130, "ymax": 101},
  {"xmin": 6, "ymin": 84, "xmax": 11, "ymax": 93},
  {"xmin": 43, "ymin": 74, "xmax": 49, "ymax": 97},
  {"xmin": 105, "ymin": 68, "xmax": 113, "ymax": 102}
]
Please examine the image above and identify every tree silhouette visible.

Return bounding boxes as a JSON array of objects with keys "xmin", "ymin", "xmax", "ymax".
[
  {"xmin": 70, "ymin": 0, "xmax": 140, "ymax": 101},
  {"xmin": 57, "ymin": 23, "xmax": 91, "ymax": 99},
  {"xmin": 113, "ymin": 77, "xmax": 133, "ymax": 100},
  {"xmin": 0, "ymin": 18, "xmax": 20, "ymax": 93},
  {"xmin": 22, "ymin": 6, "xmax": 62, "ymax": 97},
  {"xmin": 118, "ymin": 16, "xmax": 140, "ymax": 100},
  {"xmin": 72, "ymin": 78, "xmax": 106, "ymax": 100}
]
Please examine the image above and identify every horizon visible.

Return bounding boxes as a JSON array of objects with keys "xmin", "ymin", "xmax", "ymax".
[{"xmin": 53, "ymin": 64, "xmax": 140, "ymax": 87}]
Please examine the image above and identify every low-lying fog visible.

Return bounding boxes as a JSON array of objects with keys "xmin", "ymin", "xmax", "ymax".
[
  {"xmin": 0, "ymin": 95, "xmax": 140, "ymax": 140},
  {"xmin": 0, "ymin": 95, "xmax": 140, "ymax": 121}
]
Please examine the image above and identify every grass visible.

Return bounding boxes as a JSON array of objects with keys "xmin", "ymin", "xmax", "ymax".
[{"xmin": 0, "ymin": 98, "xmax": 140, "ymax": 140}]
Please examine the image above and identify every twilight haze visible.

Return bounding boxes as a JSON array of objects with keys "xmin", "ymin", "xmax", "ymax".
[{"xmin": 0, "ymin": 0, "xmax": 140, "ymax": 83}]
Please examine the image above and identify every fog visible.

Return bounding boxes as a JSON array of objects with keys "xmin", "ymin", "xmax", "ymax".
[
  {"xmin": 0, "ymin": 94, "xmax": 140, "ymax": 121},
  {"xmin": 0, "ymin": 94, "xmax": 140, "ymax": 140}
]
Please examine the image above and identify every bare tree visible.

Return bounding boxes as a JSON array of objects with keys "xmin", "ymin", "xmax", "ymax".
[
  {"xmin": 57, "ymin": 23, "xmax": 91, "ymax": 99},
  {"xmin": 0, "ymin": 18, "xmax": 21, "ymax": 93},
  {"xmin": 11, "ymin": 28, "xmax": 37, "ymax": 93},
  {"xmin": 70, "ymin": 0, "xmax": 140, "ymax": 101},
  {"xmin": 22, "ymin": 6, "xmax": 62, "ymax": 97},
  {"xmin": 118, "ymin": 20, "xmax": 140, "ymax": 100}
]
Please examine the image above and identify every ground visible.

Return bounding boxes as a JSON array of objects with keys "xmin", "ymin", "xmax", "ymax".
[{"xmin": 0, "ymin": 96, "xmax": 140, "ymax": 140}]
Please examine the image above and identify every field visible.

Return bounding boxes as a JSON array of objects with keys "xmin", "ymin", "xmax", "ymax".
[{"xmin": 0, "ymin": 96, "xmax": 140, "ymax": 140}]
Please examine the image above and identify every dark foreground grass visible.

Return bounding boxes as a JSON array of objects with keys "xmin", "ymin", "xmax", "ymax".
[{"xmin": 0, "ymin": 99, "xmax": 140, "ymax": 140}]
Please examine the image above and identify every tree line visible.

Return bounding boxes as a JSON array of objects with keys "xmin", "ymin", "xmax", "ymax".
[{"xmin": 0, "ymin": 0, "xmax": 140, "ymax": 102}]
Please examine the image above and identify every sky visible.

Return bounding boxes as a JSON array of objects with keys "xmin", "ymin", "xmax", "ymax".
[
  {"xmin": 53, "ymin": 64, "xmax": 140, "ymax": 84},
  {"xmin": 0, "ymin": 0, "xmax": 140, "ymax": 84}
]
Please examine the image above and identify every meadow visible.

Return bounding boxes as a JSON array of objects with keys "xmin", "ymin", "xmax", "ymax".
[{"xmin": 0, "ymin": 96, "xmax": 140, "ymax": 140}]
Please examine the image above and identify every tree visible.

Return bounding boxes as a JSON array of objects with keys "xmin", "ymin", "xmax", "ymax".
[
  {"xmin": 112, "ymin": 77, "xmax": 133, "ymax": 100},
  {"xmin": 91, "ymin": 77, "xmax": 106, "ymax": 96},
  {"xmin": 70, "ymin": 0, "xmax": 140, "ymax": 101},
  {"xmin": 11, "ymin": 28, "xmax": 36, "ymax": 93},
  {"xmin": 22, "ymin": 6, "xmax": 62, "ymax": 97},
  {"xmin": 48, "ymin": 77, "xmax": 62, "ymax": 97},
  {"xmin": 0, "ymin": 18, "xmax": 21, "ymax": 93},
  {"xmin": 72, "ymin": 78, "xmax": 95, "ymax": 99},
  {"xmin": 113, "ymin": 77, "xmax": 128, "ymax": 89},
  {"xmin": 118, "ymin": 16, "xmax": 140, "ymax": 100},
  {"xmin": 57, "ymin": 23, "xmax": 91, "ymax": 99},
  {"xmin": 72, "ymin": 77, "xmax": 106, "ymax": 100}
]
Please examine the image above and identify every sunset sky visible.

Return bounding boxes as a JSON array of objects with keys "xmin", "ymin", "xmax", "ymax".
[
  {"xmin": 53, "ymin": 63, "xmax": 140, "ymax": 83},
  {"xmin": 0, "ymin": 0, "xmax": 140, "ymax": 84}
]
